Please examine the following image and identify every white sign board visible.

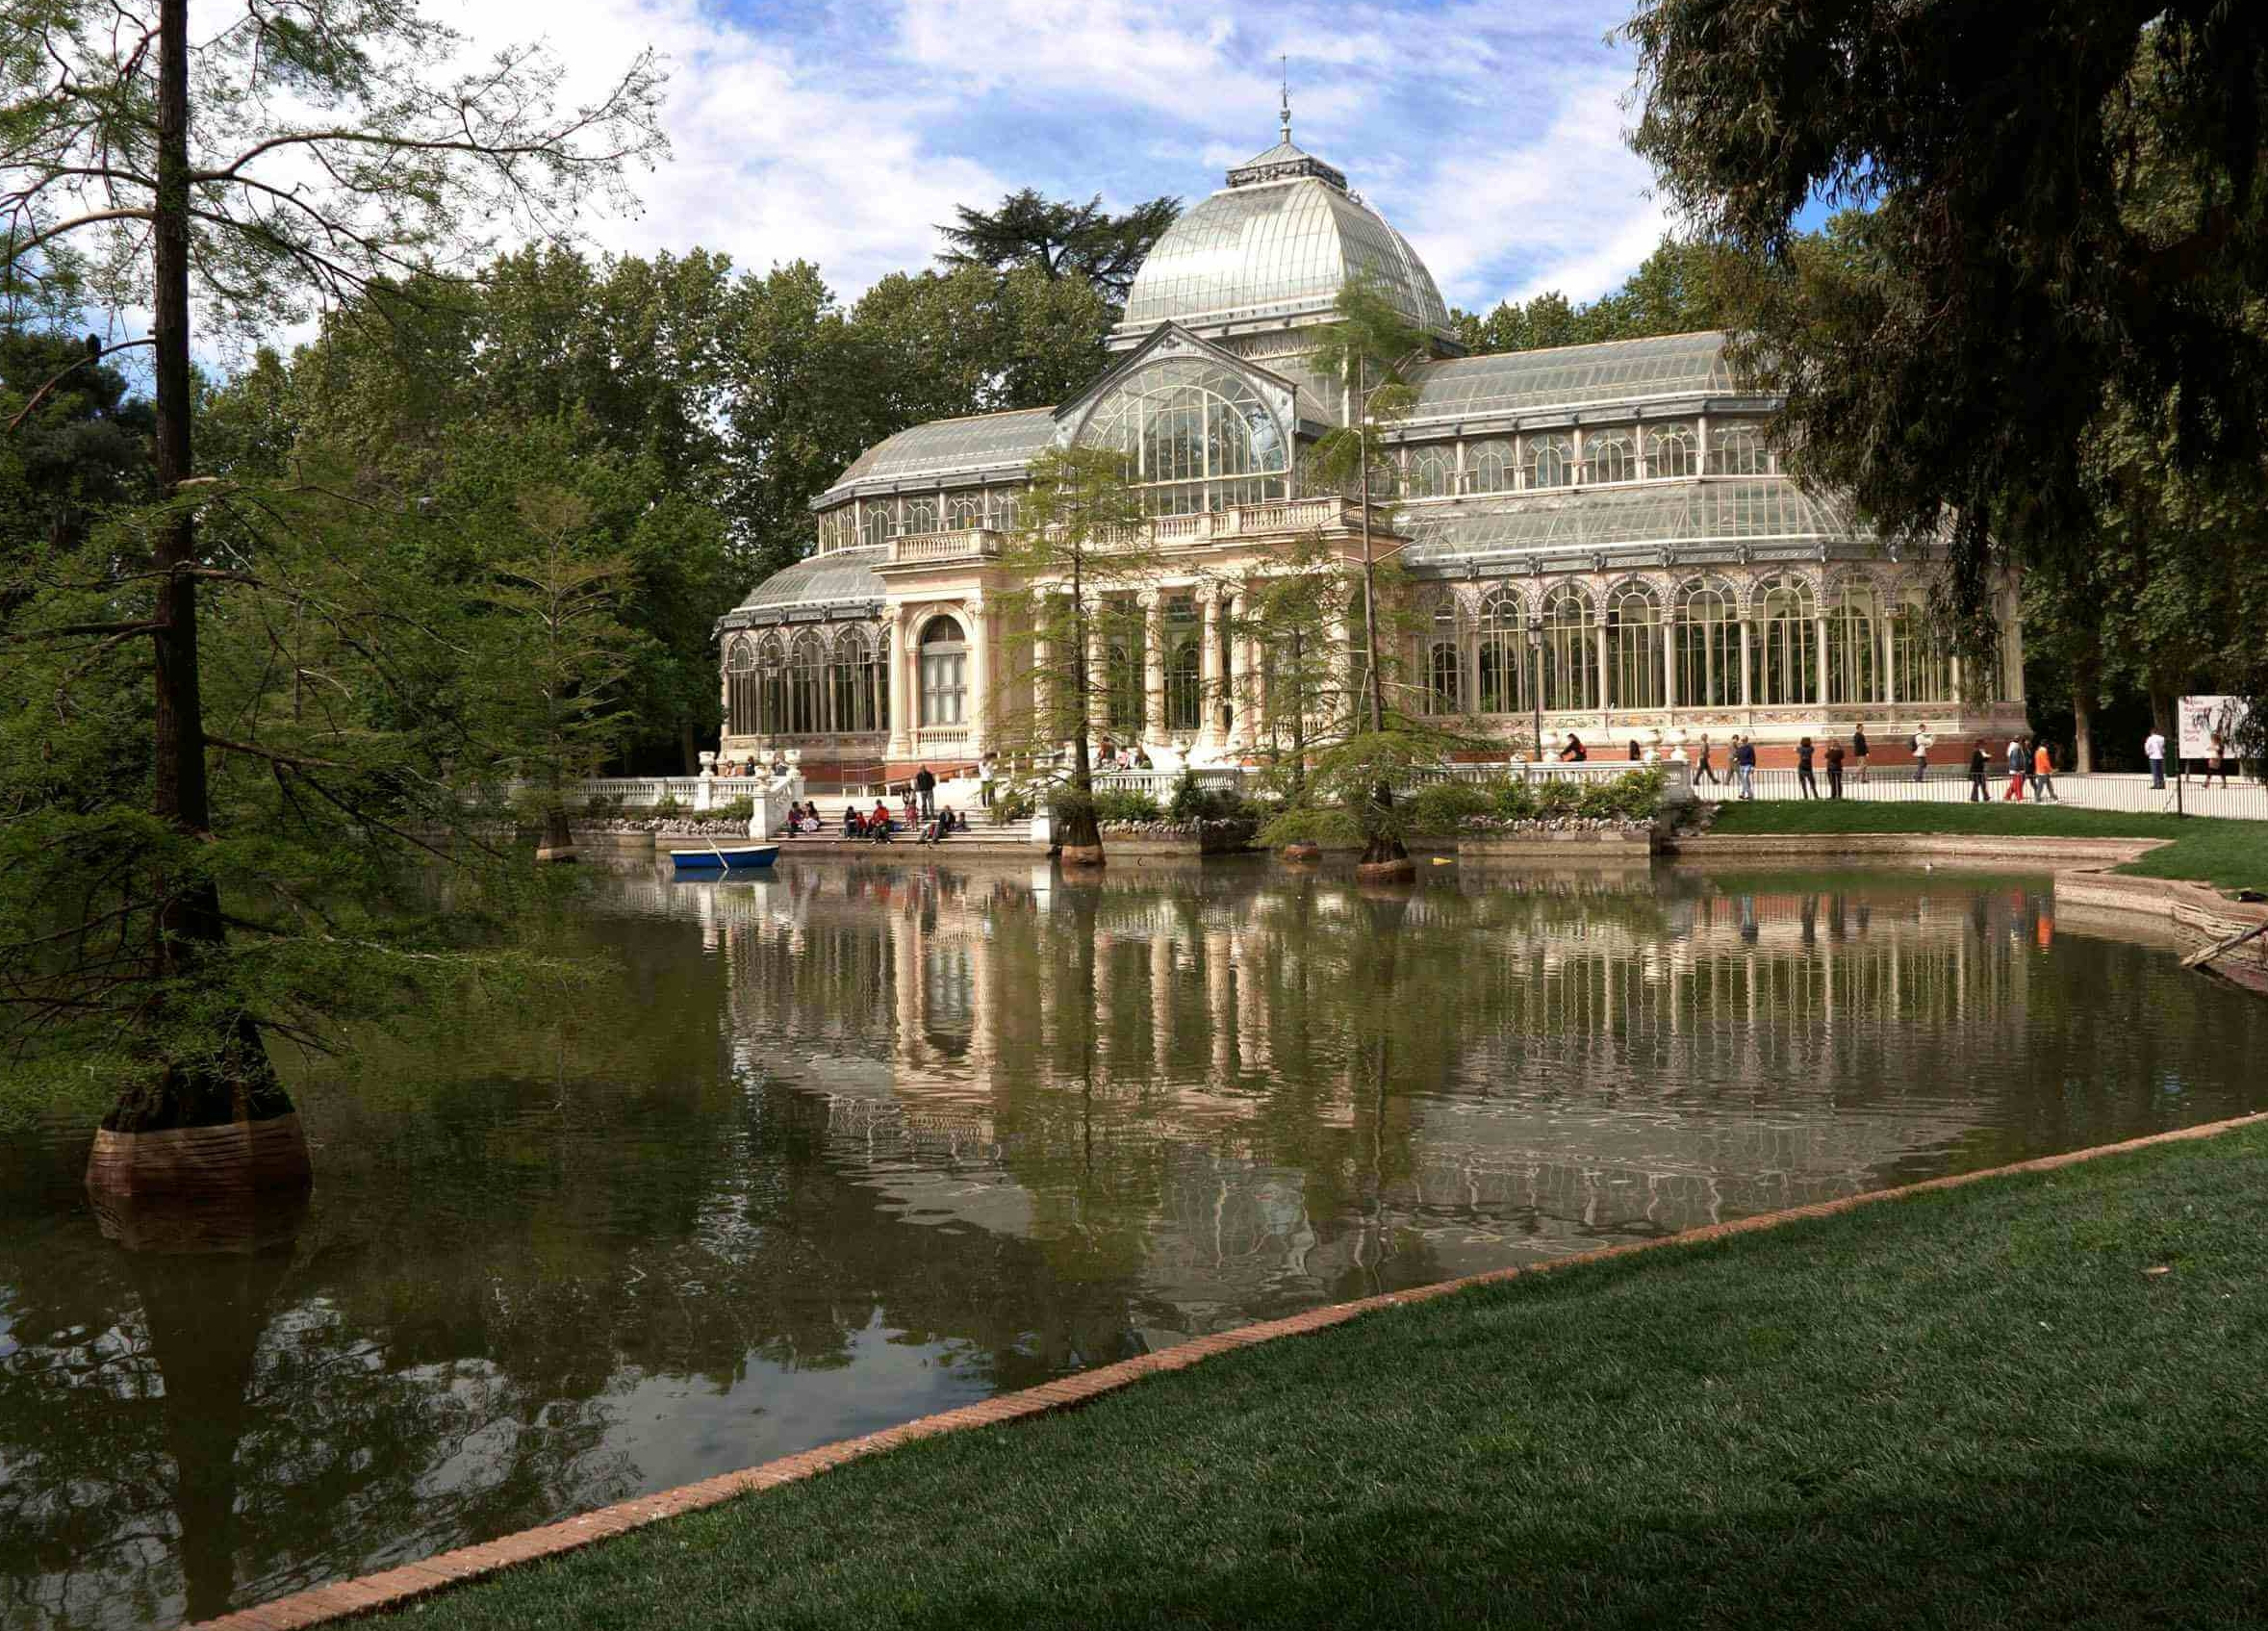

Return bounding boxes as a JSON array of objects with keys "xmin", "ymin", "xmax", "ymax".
[{"xmin": 2178, "ymin": 696, "xmax": 2252, "ymax": 760}]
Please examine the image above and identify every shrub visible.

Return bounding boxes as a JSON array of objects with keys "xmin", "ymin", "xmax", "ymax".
[
  {"xmin": 713, "ymin": 797, "xmax": 754, "ymax": 823},
  {"xmin": 579, "ymin": 790, "xmax": 624, "ymax": 821},
  {"xmin": 1093, "ymin": 789, "xmax": 1164, "ymax": 824},
  {"xmin": 1166, "ymin": 771, "xmax": 1260, "ymax": 824},
  {"xmin": 996, "ymin": 783, "xmax": 1037, "ymax": 823},
  {"xmin": 1255, "ymin": 803, "xmax": 1364, "ymax": 849},
  {"xmin": 1403, "ymin": 779, "xmax": 1492, "ymax": 834}
]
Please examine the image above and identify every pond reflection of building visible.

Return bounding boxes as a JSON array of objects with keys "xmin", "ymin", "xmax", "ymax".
[{"xmin": 699, "ymin": 866, "xmax": 2051, "ymax": 1336}]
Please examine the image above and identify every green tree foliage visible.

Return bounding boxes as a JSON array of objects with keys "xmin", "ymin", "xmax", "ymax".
[
  {"xmin": 1450, "ymin": 238, "xmax": 1744, "ymax": 353},
  {"xmin": 939, "ymin": 188, "xmax": 1182, "ymax": 306},
  {"xmin": 1624, "ymin": 2, "xmax": 2268, "ymax": 624},
  {"xmin": 0, "ymin": 0, "xmax": 664, "ymax": 1142}
]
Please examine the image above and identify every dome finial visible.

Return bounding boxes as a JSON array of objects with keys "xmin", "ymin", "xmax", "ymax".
[{"xmin": 1279, "ymin": 55, "xmax": 1291, "ymax": 144}]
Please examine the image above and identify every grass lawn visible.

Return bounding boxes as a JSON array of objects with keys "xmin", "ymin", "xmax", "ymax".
[
  {"xmin": 377, "ymin": 1120, "xmax": 2268, "ymax": 1631},
  {"xmin": 1702, "ymin": 800, "xmax": 2268, "ymax": 893}
]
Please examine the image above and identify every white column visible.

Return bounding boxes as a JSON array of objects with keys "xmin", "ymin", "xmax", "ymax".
[
  {"xmin": 1198, "ymin": 590, "xmax": 1225, "ymax": 752},
  {"xmin": 885, "ymin": 605, "xmax": 912, "ymax": 758},
  {"xmin": 1815, "ymin": 613, "xmax": 1831, "ymax": 708},
  {"xmin": 1738, "ymin": 617, "xmax": 1752, "ymax": 710},
  {"xmin": 1595, "ymin": 618, "xmax": 1611, "ymax": 721},
  {"xmin": 1086, "ymin": 602, "xmax": 1109, "ymax": 738},
  {"xmin": 1030, "ymin": 594, "xmax": 1053, "ymax": 753},
  {"xmin": 1327, "ymin": 609, "xmax": 1353, "ymax": 730},
  {"xmin": 1663, "ymin": 615, "xmax": 1678, "ymax": 711},
  {"xmin": 965, "ymin": 598, "xmax": 989, "ymax": 752},
  {"xmin": 1140, "ymin": 592, "xmax": 1165, "ymax": 745}
]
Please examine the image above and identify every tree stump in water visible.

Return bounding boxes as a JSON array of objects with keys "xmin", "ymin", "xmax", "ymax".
[{"xmin": 86, "ymin": 1112, "xmax": 312, "ymax": 1201}]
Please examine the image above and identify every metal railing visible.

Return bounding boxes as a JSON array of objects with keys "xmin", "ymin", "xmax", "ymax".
[{"xmin": 1692, "ymin": 767, "xmax": 2268, "ymax": 820}]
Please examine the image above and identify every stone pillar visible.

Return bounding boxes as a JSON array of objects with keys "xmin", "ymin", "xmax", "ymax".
[
  {"xmin": 965, "ymin": 597, "xmax": 989, "ymax": 754},
  {"xmin": 1031, "ymin": 595, "xmax": 1054, "ymax": 754},
  {"xmin": 1882, "ymin": 608, "xmax": 1898, "ymax": 707},
  {"xmin": 1595, "ymin": 618, "xmax": 1611, "ymax": 718},
  {"xmin": 884, "ymin": 604, "xmax": 912, "ymax": 759},
  {"xmin": 1140, "ymin": 592, "xmax": 1165, "ymax": 745},
  {"xmin": 1198, "ymin": 590, "xmax": 1225, "ymax": 752},
  {"xmin": 1662, "ymin": 614, "xmax": 1678, "ymax": 710},
  {"xmin": 1815, "ymin": 612, "xmax": 1831, "ymax": 708},
  {"xmin": 1738, "ymin": 617, "xmax": 1752, "ymax": 710},
  {"xmin": 1086, "ymin": 602, "xmax": 1109, "ymax": 738},
  {"xmin": 1327, "ymin": 609, "xmax": 1353, "ymax": 730}
]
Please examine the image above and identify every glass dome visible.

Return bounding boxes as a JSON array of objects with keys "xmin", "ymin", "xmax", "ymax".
[{"xmin": 1116, "ymin": 141, "xmax": 1450, "ymax": 344}]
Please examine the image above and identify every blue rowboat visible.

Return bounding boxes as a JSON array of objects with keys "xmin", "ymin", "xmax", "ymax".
[{"xmin": 669, "ymin": 843, "xmax": 780, "ymax": 872}]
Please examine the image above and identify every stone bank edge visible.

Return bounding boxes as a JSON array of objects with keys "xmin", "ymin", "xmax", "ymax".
[{"xmin": 186, "ymin": 1109, "xmax": 2268, "ymax": 1631}]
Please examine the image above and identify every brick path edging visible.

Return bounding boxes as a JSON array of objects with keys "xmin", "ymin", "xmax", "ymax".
[{"xmin": 184, "ymin": 1109, "xmax": 2268, "ymax": 1631}]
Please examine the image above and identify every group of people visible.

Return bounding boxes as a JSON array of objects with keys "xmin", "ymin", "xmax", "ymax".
[
  {"xmin": 1968, "ymin": 739, "xmax": 2061, "ymax": 803},
  {"xmin": 831, "ymin": 799, "xmax": 971, "ymax": 845},
  {"xmin": 1690, "ymin": 733, "xmax": 1775, "ymax": 799},
  {"xmin": 1093, "ymin": 738, "xmax": 1155, "ymax": 772}
]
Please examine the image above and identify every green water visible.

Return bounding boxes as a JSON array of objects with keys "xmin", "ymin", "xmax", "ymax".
[{"xmin": 2, "ymin": 857, "xmax": 2262, "ymax": 1628}]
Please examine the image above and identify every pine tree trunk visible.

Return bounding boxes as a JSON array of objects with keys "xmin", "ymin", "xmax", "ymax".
[
  {"xmin": 2072, "ymin": 677, "xmax": 2096, "ymax": 775},
  {"xmin": 95, "ymin": 0, "xmax": 298, "ymax": 1160}
]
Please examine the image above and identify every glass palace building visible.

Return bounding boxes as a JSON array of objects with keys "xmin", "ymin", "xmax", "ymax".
[{"xmin": 717, "ymin": 131, "xmax": 2026, "ymax": 775}]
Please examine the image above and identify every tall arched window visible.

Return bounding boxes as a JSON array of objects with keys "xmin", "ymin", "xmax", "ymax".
[
  {"xmin": 1465, "ymin": 440, "xmax": 1514, "ymax": 494},
  {"xmin": 1675, "ymin": 581, "xmax": 1736, "ymax": 707},
  {"xmin": 787, "ymin": 631, "xmax": 827, "ymax": 733},
  {"xmin": 866, "ymin": 628, "xmax": 890, "ymax": 731},
  {"xmin": 945, "ymin": 494, "xmax": 983, "ymax": 530},
  {"xmin": 1605, "ymin": 582, "xmax": 1664, "ymax": 709},
  {"xmin": 1424, "ymin": 601, "xmax": 1464, "ymax": 715},
  {"xmin": 902, "ymin": 497, "xmax": 937, "ymax": 535},
  {"xmin": 726, "ymin": 635, "xmax": 760, "ymax": 735},
  {"xmin": 1528, "ymin": 434, "xmax": 1575, "ymax": 490},
  {"xmin": 1078, "ymin": 358, "xmax": 1289, "ymax": 514},
  {"xmin": 1826, "ymin": 583, "xmax": 1881, "ymax": 705},
  {"xmin": 1584, "ymin": 430, "xmax": 1637, "ymax": 486},
  {"xmin": 1476, "ymin": 590, "xmax": 1526, "ymax": 715},
  {"xmin": 1406, "ymin": 446, "xmax": 1454, "ymax": 497},
  {"xmin": 1540, "ymin": 586, "xmax": 1595, "ymax": 711},
  {"xmin": 861, "ymin": 505, "xmax": 890, "ymax": 548},
  {"xmin": 828, "ymin": 631, "xmax": 862, "ymax": 732},
  {"xmin": 1749, "ymin": 576, "xmax": 1818, "ymax": 706},
  {"xmin": 1645, "ymin": 423, "xmax": 1697, "ymax": 478},
  {"xmin": 1163, "ymin": 599, "xmax": 1202, "ymax": 732},
  {"xmin": 1892, "ymin": 591, "xmax": 1951, "ymax": 701},
  {"xmin": 1104, "ymin": 600, "xmax": 1144, "ymax": 733},
  {"xmin": 1709, "ymin": 423, "xmax": 1769, "ymax": 475},
  {"xmin": 918, "ymin": 615, "xmax": 967, "ymax": 726},
  {"xmin": 755, "ymin": 633, "xmax": 787, "ymax": 734},
  {"xmin": 986, "ymin": 490, "xmax": 1021, "ymax": 531}
]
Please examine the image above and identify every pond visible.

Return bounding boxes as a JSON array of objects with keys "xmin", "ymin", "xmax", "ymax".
[{"xmin": 3, "ymin": 857, "xmax": 2264, "ymax": 1628}]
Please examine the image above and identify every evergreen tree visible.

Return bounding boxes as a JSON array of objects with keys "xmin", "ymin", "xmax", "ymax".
[{"xmin": 939, "ymin": 189, "xmax": 1181, "ymax": 305}]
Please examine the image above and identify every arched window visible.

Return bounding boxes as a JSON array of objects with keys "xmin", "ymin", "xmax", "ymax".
[
  {"xmin": 1423, "ymin": 601, "xmax": 1464, "ymax": 716},
  {"xmin": 1476, "ymin": 590, "xmax": 1526, "ymax": 715},
  {"xmin": 755, "ymin": 633, "xmax": 788, "ymax": 734},
  {"xmin": 1605, "ymin": 582, "xmax": 1664, "ymax": 709},
  {"xmin": 1645, "ymin": 423, "xmax": 1697, "ymax": 478},
  {"xmin": 1749, "ymin": 575, "xmax": 1818, "ymax": 706},
  {"xmin": 1079, "ymin": 358, "xmax": 1289, "ymax": 514},
  {"xmin": 787, "ymin": 631, "xmax": 827, "ymax": 733},
  {"xmin": 918, "ymin": 616, "xmax": 968, "ymax": 726},
  {"xmin": 865, "ymin": 627, "xmax": 889, "ymax": 732},
  {"xmin": 1528, "ymin": 434, "xmax": 1575, "ymax": 490},
  {"xmin": 1709, "ymin": 422, "xmax": 1769, "ymax": 475},
  {"xmin": 1892, "ymin": 591, "xmax": 1951, "ymax": 702},
  {"xmin": 861, "ymin": 504, "xmax": 889, "ymax": 549},
  {"xmin": 1104, "ymin": 599, "xmax": 1144, "ymax": 733},
  {"xmin": 987, "ymin": 490, "xmax": 1021, "ymax": 531},
  {"xmin": 1826, "ymin": 583, "xmax": 1881, "ymax": 705},
  {"xmin": 1164, "ymin": 599, "xmax": 1202, "ymax": 732},
  {"xmin": 1406, "ymin": 446, "xmax": 1454, "ymax": 498},
  {"xmin": 828, "ymin": 630, "xmax": 863, "ymax": 732},
  {"xmin": 1675, "ymin": 581, "xmax": 1736, "ymax": 707},
  {"xmin": 1584, "ymin": 431, "xmax": 1637, "ymax": 486},
  {"xmin": 902, "ymin": 497, "xmax": 938, "ymax": 536},
  {"xmin": 1540, "ymin": 586, "xmax": 1595, "ymax": 711},
  {"xmin": 945, "ymin": 494, "xmax": 983, "ymax": 530},
  {"xmin": 726, "ymin": 635, "xmax": 761, "ymax": 735},
  {"xmin": 1465, "ymin": 440, "xmax": 1514, "ymax": 495}
]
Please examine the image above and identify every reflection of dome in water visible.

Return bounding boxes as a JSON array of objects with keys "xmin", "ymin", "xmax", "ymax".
[{"xmin": 1116, "ymin": 136, "xmax": 1451, "ymax": 343}]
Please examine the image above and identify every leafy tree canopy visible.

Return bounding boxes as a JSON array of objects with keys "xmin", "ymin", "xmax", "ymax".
[{"xmin": 1451, "ymin": 237, "xmax": 1746, "ymax": 354}]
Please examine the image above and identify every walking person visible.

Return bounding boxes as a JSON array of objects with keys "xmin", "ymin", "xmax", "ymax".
[
  {"xmin": 1824, "ymin": 738, "xmax": 1846, "ymax": 799},
  {"xmin": 1850, "ymin": 724, "xmax": 1871, "ymax": 783},
  {"xmin": 1735, "ymin": 735, "xmax": 1758, "ymax": 800},
  {"xmin": 2032, "ymin": 739, "xmax": 2060, "ymax": 802},
  {"xmin": 1694, "ymin": 733, "xmax": 1719, "ymax": 786},
  {"xmin": 978, "ymin": 752, "xmax": 996, "ymax": 810},
  {"xmin": 2145, "ymin": 726, "xmax": 2168, "ymax": 789},
  {"xmin": 2003, "ymin": 737, "xmax": 2027, "ymax": 801},
  {"xmin": 1968, "ymin": 742, "xmax": 1990, "ymax": 802},
  {"xmin": 914, "ymin": 764, "xmax": 936, "ymax": 819},
  {"xmin": 1911, "ymin": 726, "xmax": 1934, "ymax": 782},
  {"xmin": 1797, "ymin": 735, "xmax": 1820, "ymax": 799}
]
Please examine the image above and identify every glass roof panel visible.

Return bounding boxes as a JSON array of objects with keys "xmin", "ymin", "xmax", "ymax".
[
  {"xmin": 731, "ymin": 545, "xmax": 887, "ymax": 617},
  {"xmin": 1401, "ymin": 478, "xmax": 1863, "ymax": 562},
  {"xmin": 1409, "ymin": 332, "xmax": 1737, "ymax": 421},
  {"xmin": 830, "ymin": 408, "xmax": 1058, "ymax": 490}
]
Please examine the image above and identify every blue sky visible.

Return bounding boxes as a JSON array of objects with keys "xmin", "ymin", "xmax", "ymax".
[{"xmin": 479, "ymin": 0, "xmax": 1683, "ymax": 316}]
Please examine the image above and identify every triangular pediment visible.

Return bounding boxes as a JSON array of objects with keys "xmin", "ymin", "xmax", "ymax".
[{"xmin": 1051, "ymin": 322, "xmax": 1302, "ymax": 448}]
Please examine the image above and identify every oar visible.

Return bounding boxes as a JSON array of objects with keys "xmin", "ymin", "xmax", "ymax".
[{"xmin": 2180, "ymin": 917, "xmax": 2268, "ymax": 970}]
